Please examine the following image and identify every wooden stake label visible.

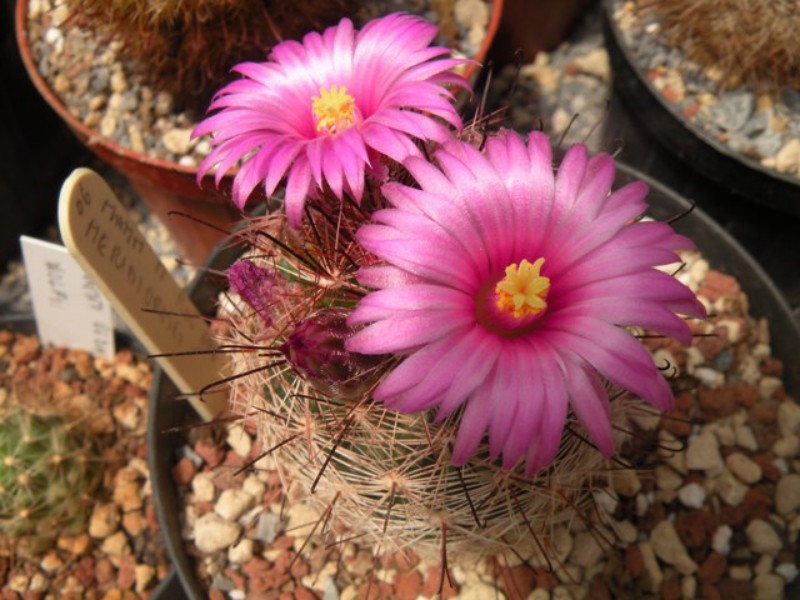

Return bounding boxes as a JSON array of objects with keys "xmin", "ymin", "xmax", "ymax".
[{"xmin": 58, "ymin": 168, "xmax": 227, "ymax": 420}]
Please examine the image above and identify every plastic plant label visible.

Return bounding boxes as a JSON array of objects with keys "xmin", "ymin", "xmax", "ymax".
[
  {"xmin": 58, "ymin": 168, "xmax": 227, "ymax": 420},
  {"xmin": 20, "ymin": 235, "xmax": 115, "ymax": 359}
]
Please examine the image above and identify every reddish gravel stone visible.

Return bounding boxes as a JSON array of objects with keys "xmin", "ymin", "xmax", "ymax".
[
  {"xmin": 732, "ymin": 382, "xmax": 759, "ymax": 407},
  {"xmin": 1, "ymin": 588, "xmax": 18, "ymax": 600},
  {"xmin": 421, "ymin": 567, "xmax": 458, "ymax": 599},
  {"xmin": 662, "ymin": 409, "xmax": 692, "ymax": 437},
  {"xmin": 752, "ymin": 454, "xmax": 782, "ymax": 482},
  {"xmin": 697, "ymin": 552, "xmax": 727, "ymax": 584},
  {"xmin": 675, "ymin": 509, "xmax": 715, "ymax": 549},
  {"xmin": 717, "ymin": 578, "xmax": 755, "ymax": 600},
  {"xmin": 534, "ymin": 569, "xmax": 558, "ymax": 591},
  {"xmin": 499, "ymin": 565, "xmax": 535, "ymax": 599},
  {"xmin": 661, "ymin": 576, "xmax": 681, "ymax": 600},
  {"xmin": 698, "ymin": 387, "xmax": 737, "ymax": 419},
  {"xmin": 719, "ymin": 504, "xmax": 749, "ymax": 528},
  {"xmin": 698, "ymin": 271, "xmax": 741, "ymax": 302},
  {"xmin": 209, "ymin": 591, "xmax": 225, "ymax": 600},
  {"xmin": 743, "ymin": 489, "xmax": 773, "ymax": 521},
  {"xmin": 74, "ymin": 556, "xmax": 96, "ymax": 588},
  {"xmin": 761, "ymin": 357, "xmax": 784, "ymax": 377},
  {"xmin": 381, "ymin": 550, "xmax": 420, "ymax": 571},
  {"xmin": 587, "ymin": 574, "xmax": 612, "ymax": 600},
  {"xmin": 171, "ymin": 457, "xmax": 197, "ymax": 486},
  {"xmin": 749, "ymin": 406, "xmax": 776, "ymax": 424},
  {"xmin": 116, "ymin": 555, "xmax": 136, "ymax": 590},
  {"xmin": 700, "ymin": 583, "xmax": 722, "ymax": 600},
  {"xmin": 394, "ymin": 569, "xmax": 423, "ymax": 600},
  {"xmin": 194, "ymin": 501, "xmax": 213, "ymax": 516},
  {"xmin": 95, "ymin": 559, "xmax": 114, "ymax": 586},
  {"xmin": 272, "ymin": 535, "xmax": 294, "ymax": 551},
  {"xmin": 625, "ymin": 545, "xmax": 643, "ymax": 578},
  {"xmin": 289, "ymin": 558, "xmax": 309, "ymax": 580},
  {"xmin": 223, "ymin": 568, "xmax": 246, "ymax": 592},
  {"xmin": 194, "ymin": 437, "xmax": 226, "ymax": 468},
  {"xmin": 145, "ymin": 503, "xmax": 160, "ymax": 532}
]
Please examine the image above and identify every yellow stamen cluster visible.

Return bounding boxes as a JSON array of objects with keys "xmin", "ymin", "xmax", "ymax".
[
  {"xmin": 495, "ymin": 258, "xmax": 551, "ymax": 319},
  {"xmin": 312, "ymin": 85, "xmax": 356, "ymax": 135}
]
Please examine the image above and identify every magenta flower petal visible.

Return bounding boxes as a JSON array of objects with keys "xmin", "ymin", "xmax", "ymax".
[
  {"xmin": 350, "ymin": 130, "xmax": 704, "ymax": 473},
  {"xmin": 195, "ymin": 13, "xmax": 469, "ymax": 225}
]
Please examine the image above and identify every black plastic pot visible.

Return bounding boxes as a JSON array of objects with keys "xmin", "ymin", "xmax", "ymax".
[
  {"xmin": 147, "ymin": 239, "xmax": 245, "ymax": 600},
  {"xmin": 0, "ymin": 316, "xmax": 185, "ymax": 599},
  {"xmin": 602, "ymin": 2, "xmax": 800, "ymax": 218},
  {"xmin": 149, "ymin": 163, "xmax": 800, "ymax": 598}
]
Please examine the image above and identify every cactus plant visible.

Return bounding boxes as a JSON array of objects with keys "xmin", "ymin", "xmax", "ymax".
[
  {"xmin": 215, "ymin": 204, "xmax": 645, "ymax": 562},
  {"xmin": 0, "ymin": 406, "xmax": 105, "ymax": 555},
  {"xmin": 646, "ymin": 0, "xmax": 800, "ymax": 89},
  {"xmin": 64, "ymin": 0, "xmax": 363, "ymax": 111},
  {"xmin": 189, "ymin": 11, "xmax": 703, "ymax": 569}
]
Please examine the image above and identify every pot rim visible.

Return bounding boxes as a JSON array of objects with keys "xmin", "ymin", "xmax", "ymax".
[
  {"xmin": 14, "ymin": 0, "xmax": 503, "ymax": 178},
  {"xmin": 603, "ymin": 2, "xmax": 800, "ymax": 216}
]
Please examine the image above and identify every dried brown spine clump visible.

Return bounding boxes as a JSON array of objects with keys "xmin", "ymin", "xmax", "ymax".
[
  {"xmin": 65, "ymin": 0, "xmax": 361, "ymax": 112},
  {"xmin": 647, "ymin": 0, "xmax": 800, "ymax": 89}
]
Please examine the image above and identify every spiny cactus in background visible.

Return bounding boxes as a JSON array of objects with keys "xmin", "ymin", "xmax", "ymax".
[
  {"xmin": 64, "ymin": 0, "xmax": 363, "ymax": 112},
  {"xmin": 0, "ymin": 406, "xmax": 105, "ymax": 555},
  {"xmin": 647, "ymin": 0, "xmax": 800, "ymax": 89}
]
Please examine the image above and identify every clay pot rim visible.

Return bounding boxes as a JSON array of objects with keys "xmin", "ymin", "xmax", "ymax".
[{"xmin": 15, "ymin": 0, "xmax": 504, "ymax": 179}]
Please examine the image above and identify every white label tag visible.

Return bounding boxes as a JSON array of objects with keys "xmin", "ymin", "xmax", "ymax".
[{"xmin": 20, "ymin": 235, "xmax": 115, "ymax": 359}]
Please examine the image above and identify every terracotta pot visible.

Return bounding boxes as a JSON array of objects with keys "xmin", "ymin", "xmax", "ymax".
[
  {"xmin": 490, "ymin": 0, "xmax": 591, "ymax": 65},
  {"xmin": 15, "ymin": 0, "xmax": 503, "ymax": 264},
  {"xmin": 14, "ymin": 0, "xmax": 242, "ymax": 265}
]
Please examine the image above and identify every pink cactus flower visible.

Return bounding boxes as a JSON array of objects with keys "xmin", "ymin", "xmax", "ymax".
[
  {"xmin": 194, "ymin": 13, "xmax": 469, "ymax": 225},
  {"xmin": 346, "ymin": 130, "xmax": 706, "ymax": 475}
]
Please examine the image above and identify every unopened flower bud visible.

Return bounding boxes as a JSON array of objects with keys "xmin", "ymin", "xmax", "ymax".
[
  {"xmin": 226, "ymin": 260, "xmax": 278, "ymax": 327},
  {"xmin": 280, "ymin": 308, "xmax": 382, "ymax": 397}
]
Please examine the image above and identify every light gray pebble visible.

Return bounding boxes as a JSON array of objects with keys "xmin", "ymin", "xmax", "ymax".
[
  {"xmin": 677, "ymin": 482, "xmax": 706, "ymax": 509},
  {"xmin": 253, "ymin": 512, "xmax": 283, "ymax": 545},
  {"xmin": 711, "ymin": 91, "xmax": 755, "ymax": 133},
  {"xmin": 211, "ymin": 573, "xmax": 235, "ymax": 592},
  {"xmin": 711, "ymin": 524, "xmax": 733, "ymax": 555},
  {"xmin": 323, "ymin": 577, "xmax": 340, "ymax": 600},
  {"xmin": 693, "ymin": 367, "xmax": 725, "ymax": 388},
  {"xmin": 712, "ymin": 349, "xmax": 734, "ymax": 372},
  {"xmin": 776, "ymin": 562, "xmax": 799, "ymax": 583},
  {"xmin": 752, "ymin": 129, "xmax": 785, "ymax": 159},
  {"xmin": 177, "ymin": 444, "xmax": 204, "ymax": 468}
]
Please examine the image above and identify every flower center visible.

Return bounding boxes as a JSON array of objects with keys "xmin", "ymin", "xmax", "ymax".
[
  {"xmin": 312, "ymin": 85, "xmax": 356, "ymax": 135},
  {"xmin": 494, "ymin": 258, "xmax": 550, "ymax": 319}
]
